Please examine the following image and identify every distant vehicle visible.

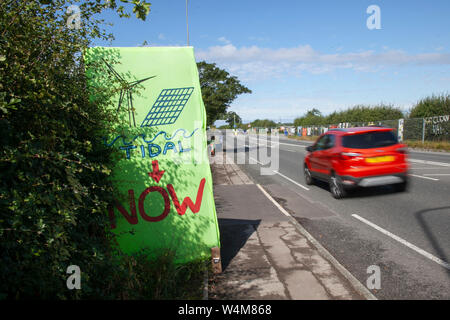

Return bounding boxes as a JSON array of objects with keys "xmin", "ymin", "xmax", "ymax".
[{"xmin": 303, "ymin": 127, "xmax": 409, "ymax": 199}]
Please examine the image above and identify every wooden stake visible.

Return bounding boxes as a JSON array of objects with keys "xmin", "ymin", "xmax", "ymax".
[{"xmin": 211, "ymin": 247, "xmax": 222, "ymax": 274}]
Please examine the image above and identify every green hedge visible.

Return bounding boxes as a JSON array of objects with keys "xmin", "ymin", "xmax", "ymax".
[
  {"xmin": 294, "ymin": 104, "xmax": 404, "ymax": 127},
  {"xmin": 409, "ymin": 94, "xmax": 450, "ymax": 118},
  {"xmin": 0, "ymin": 0, "xmax": 208, "ymax": 300}
]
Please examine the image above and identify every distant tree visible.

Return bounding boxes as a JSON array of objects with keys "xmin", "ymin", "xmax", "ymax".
[
  {"xmin": 409, "ymin": 94, "xmax": 450, "ymax": 118},
  {"xmin": 307, "ymin": 108, "xmax": 322, "ymax": 117},
  {"xmin": 329, "ymin": 104, "xmax": 404, "ymax": 123},
  {"xmin": 225, "ymin": 111, "xmax": 242, "ymax": 127},
  {"xmin": 294, "ymin": 105, "xmax": 404, "ymax": 126},
  {"xmin": 251, "ymin": 119, "xmax": 277, "ymax": 128},
  {"xmin": 294, "ymin": 108, "xmax": 325, "ymax": 126},
  {"xmin": 197, "ymin": 61, "xmax": 251, "ymax": 125}
]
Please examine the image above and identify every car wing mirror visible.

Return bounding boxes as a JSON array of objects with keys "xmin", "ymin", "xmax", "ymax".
[{"xmin": 306, "ymin": 146, "xmax": 313, "ymax": 152}]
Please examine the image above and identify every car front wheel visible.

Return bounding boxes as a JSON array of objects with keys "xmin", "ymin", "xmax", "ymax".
[{"xmin": 304, "ymin": 165, "xmax": 314, "ymax": 185}]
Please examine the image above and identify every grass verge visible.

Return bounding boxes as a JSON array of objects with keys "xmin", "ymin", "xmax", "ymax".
[
  {"xmin": 287, "ymin": 135, "xmax": 319, "ymax": 142},
  {"xmin": 403, "ymin": 140, "xmax": 450, "ymax": 152},
  {"xmin": 111, "ymin": 249, "xmax": 210, "ymax": 300}
]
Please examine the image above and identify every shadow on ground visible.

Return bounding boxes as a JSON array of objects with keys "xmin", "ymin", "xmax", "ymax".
[
  {"xmin": 313, "ymin": 179, "xmax": 405, "ymax": 199},
  {"xmin": 415, "ymin": 206, "xmax": 450, "ymax": 279},
  {"xmin": 218, "ymin": 218, "xmax": 261, "ymax": 271}
]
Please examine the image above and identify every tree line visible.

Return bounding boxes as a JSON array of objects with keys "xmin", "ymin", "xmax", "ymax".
[
  {"xmin": 293, "ymin": 94, "xmax": 450, "ymax": 127},
  {"xmin": 217, "ymin": 118, "xmax": 278, "ymax": 130},
  {"xmin": 210, "ymin": 94, "xmax": 450, "ymax": 130}
]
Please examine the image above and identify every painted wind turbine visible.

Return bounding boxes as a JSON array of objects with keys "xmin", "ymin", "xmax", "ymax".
[{"xmin": 103, "ymin": 59, "xmax": 156, "ymax": 127}]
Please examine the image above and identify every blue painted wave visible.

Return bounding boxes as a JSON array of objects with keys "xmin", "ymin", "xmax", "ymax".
[{"xmin": 104, "ymin": 128, "xmax": 199, "ymax": 147}]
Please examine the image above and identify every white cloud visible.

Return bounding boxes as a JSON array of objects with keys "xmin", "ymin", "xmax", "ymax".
[
  {"xmin": 195, "ymin": 43, "xmax": 450, "ymax": 81},
  {"xmin": 217, "ymin": 36, "xmax": 231, "ymax": 44}
]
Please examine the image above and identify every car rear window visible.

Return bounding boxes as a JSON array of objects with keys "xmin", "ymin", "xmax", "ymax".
[{"xmin": 342, "ymin": 131, "xmax": 398, "ymax": 149}]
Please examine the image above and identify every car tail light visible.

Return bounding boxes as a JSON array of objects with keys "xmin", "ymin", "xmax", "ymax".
[
  {"xmin": 396, "ymin": 147, "xmax": 408, "ymax": 154},
  {"xmin": 340, "ymin": 152, "xmax": 362, "ymax": 160}
]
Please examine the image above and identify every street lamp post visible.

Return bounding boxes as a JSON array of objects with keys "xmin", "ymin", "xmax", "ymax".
[{"xmin": 186, "ymin": 0, "xmax": 189, "ymax": 46}]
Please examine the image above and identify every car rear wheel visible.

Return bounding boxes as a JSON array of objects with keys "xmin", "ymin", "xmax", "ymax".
[
  {"xmin": 304, "ymin": 165, "xmax": 314, "ymax": 185},
  {"xmin": 330, "ymin": 174, "xmax": 346, "ymax": 199}
]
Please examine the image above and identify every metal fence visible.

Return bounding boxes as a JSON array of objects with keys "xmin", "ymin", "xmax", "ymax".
[{"xmin": 293, "ymin": 115, "xmax": 450, "ymax": 142}]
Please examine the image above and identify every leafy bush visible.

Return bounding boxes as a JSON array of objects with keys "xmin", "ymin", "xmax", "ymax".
[
  {"xmin": 0, "ymin": 0, "xmax": 207, "ymax": 300},
  {"xmin": 294, "ymin": 104, "xmax": 404, "ymax": 127},
  {"xmin": 293, "ymin": 108, "xmax": 325, "ymax": 126},
  {"xmin": 251, "ymin": 119, "xmax": 277, "ymax": 128},
  {"xmin": 409, "ymin": 93, "xmax": 450, "ymax": 118}
]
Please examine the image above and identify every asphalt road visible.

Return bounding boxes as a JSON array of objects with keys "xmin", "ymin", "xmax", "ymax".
[{"xmin": 216, "ymin": 131, "xmax": 450, "ymax": 300}]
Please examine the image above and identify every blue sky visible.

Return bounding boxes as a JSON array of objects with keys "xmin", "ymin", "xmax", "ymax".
[{"xmin": 94, "ymin": 0, "xmax": 450, "ymax": 123}]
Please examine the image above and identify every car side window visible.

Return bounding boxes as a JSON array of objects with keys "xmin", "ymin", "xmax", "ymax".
[
  {"xmin": 326, "ymin": 134, "xmax": 335, "ymax": 149},
  {"xmin": 315, "ymin": 135, "xmax": 329, "ymax": 150}
]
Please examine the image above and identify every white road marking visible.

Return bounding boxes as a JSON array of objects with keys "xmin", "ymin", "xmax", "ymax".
[
  {"xmin": 409, "ymin": 149, "xmax": 450, "ymax": 156},
  {"xmin": 409, "ymin": 159, "xmax": 450, "ymax": 167},
  {"xmin": 249, "ymin": 156, "xmax": 310, "ymax": 191},
  {"xmin": 249, "ymin": 156, "xmax": 267, "ymax": 166},
  {"xmin": 273, "ymin": 170, "xmax": 310, "ymax": 191},
  {"xmin": 257, "ymin": 181, "xmax": 376, "ymax": 300},
  {"xmin": 352, "ymin": 214, "xmax": 450, "ymax": 270},
  {"xmin": 410, "ymin": 167, "xmax": 449, "ymax": 170},
  {"xmin": 247, "ymin": 137, "xmax": 308, "ymax": 148},
  {"xmin": 256, "ymin": 184, "xmax": 291, "ymax": 217},
  {"xmin": 423, "ymin": 173, "xmax": 450, "ymax": 176},
  {"xmin": 409, "ymin": 174, "xmax": 439, "ymax": 181}
]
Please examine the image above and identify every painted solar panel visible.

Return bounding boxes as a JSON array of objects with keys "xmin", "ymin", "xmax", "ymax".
[{"xmin": 140, "ymin": 87, "xmax": 194, "ymax": 127}]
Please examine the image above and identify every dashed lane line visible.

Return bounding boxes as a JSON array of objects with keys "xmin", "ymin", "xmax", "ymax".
[
  {"xmin": 272, "ymin": 170, "xmax": 310, "ymax": 191},
  {"xmin": 352, "ymin": 214, "xmax": 450, "ymax": 271},
  {"xmin": 409, "ymin": 174, "xmax": 439, "ymax": 181},
  {"xmin": 409, "ymin": 158, "xmax": 450, "ymax": 167},
  {"xmin": 249, "ymin": 156, "xmax": 310, "ymax": 191}
]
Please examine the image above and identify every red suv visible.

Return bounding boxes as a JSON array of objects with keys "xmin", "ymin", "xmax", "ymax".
[{"xmin": 304, "ymin": 127, "xmax": 409, "ymax": 199}]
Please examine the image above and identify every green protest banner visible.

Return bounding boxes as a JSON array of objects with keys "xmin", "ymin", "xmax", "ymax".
[{"xmin": 85, "ymin": 47, "xmax": 220, "ymax": 263}]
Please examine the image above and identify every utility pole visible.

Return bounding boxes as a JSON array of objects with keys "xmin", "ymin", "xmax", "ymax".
[{"xmin": 186, "ymin": 0, "xmax": 190, "ymax": 46}]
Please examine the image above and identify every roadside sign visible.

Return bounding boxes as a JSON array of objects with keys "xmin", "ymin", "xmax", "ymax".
[{"xmin": 85, "ymin": 47, "xmax": 220, "ymax": 263}]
